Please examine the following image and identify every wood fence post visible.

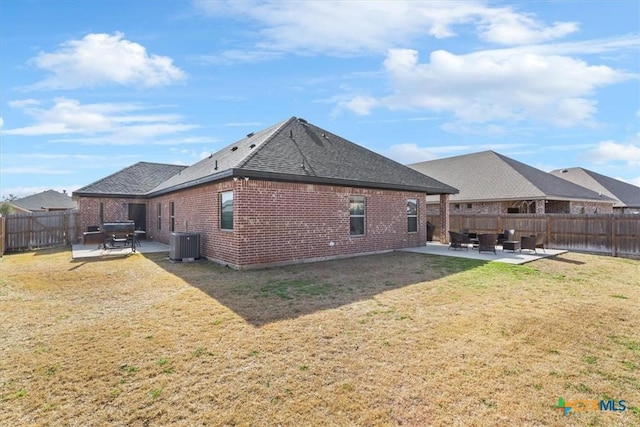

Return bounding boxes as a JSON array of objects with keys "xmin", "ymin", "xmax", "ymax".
[
  {"xmin": 611, "ymin": 215, "xmax": 617, "ymax": 257},
  {"xmin": 63, "ymin": 211, "xmax": 68, "ymax": 245},
  {"xmin": 0, "ymin": 216, "xmax": 5, "ymax": 256},
  {"xmin": 546, "ymin": 215, "xmax": 552, "ymax": 247}
]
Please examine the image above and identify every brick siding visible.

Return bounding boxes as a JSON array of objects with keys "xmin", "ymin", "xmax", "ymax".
[{"xmin": 77, "ymin": 179, "xmax": 427, "ymax": 268}]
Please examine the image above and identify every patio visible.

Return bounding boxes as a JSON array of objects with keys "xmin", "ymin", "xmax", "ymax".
[
  {"xmin": 71, "ymin": 240, "xmax": 170, "ymax": 259},
  {"xmin": 399, "ymin": 242, "xmax": 567, "ymax": 265}
]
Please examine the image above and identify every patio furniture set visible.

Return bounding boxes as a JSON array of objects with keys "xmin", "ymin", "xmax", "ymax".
[
  {"xmin": 82, "ymin": 222, "xmax": 145, "ymax": 252},
  {"xmin": 448, "ymin": 229, "xmax": 546, "ymax": 254}
]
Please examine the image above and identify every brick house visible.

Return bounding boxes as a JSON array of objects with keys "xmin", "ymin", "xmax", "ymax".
[
  {"xmin": 550, "ymin": 167, "xmax": 640, "ymax": 214},
  {"xmin": 74, "ymin": 117, "xmax": 457, "ymax": 269},
  {"xmin": 408, "ymin": 151, "xmax": 615, "ymax": 215}
]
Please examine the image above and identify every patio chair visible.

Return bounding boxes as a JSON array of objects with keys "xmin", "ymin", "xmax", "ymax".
[
  {"xmin": 521, "ymin": 233, "xmax": 546, "ymax": 253},
  {"xmin": 477, "ymin": 233, "xmax": 497, "ymax": 254},
  {"xmin": 497, "ymin": 229, "xmax": 515, "ymax": 244},
  {"xmin": 448, "ymin": 231, "xmax": 472, "ymax": 250}
]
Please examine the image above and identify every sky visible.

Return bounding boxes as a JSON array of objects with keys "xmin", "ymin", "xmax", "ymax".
[{"xmin": 1, "ymin": 0, "xmax": 639, "ymax": 200}]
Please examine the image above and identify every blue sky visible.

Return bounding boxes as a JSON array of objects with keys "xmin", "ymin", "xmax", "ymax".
[{"xmin": 1, "ymin": 0, "xmax": 638, "ymax": 199}]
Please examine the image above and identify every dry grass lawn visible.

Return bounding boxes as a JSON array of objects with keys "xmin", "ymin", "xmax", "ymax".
[{"xmin": 1, "ymin": 248, "xmax": 639, "ymax": 426}]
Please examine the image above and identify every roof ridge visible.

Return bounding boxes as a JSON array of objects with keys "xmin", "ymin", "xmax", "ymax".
[
  {"xmin": 492, "ymin": 151, "xmax": 548, "ymax": 196},
  {"xmin": 236, "ymin": 117, "xmax": 297, "ymax": 169}
]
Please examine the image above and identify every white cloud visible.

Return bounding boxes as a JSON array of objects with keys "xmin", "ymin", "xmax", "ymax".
[
  {"xmin": 626, "ymin": 176, "xmax": 640, "ymax": 187},
  {"xmin": 586, "ymin": 139, "xmax": 640, "ymax": 166},
  {"xmin": 193, "ymin": 50, "xmax": 282, "ymax": 65},
  {"xmin": 477, "ymin": 6, "xmax": 578, "ymax": 45},
  {"xmin": 2, "ymin": 98, "xmax": 207, "ymax": 145},
  {"xmin": 385, "ymin": 142, "xmax": 530, "ymax": 164},
  {"xmin": 341, "ymin": 47, "xmax": 630, "ymax": 126},
  {"xmin": 1, "ymin": 167, "xmax": 73, "ymax": 175},
  {"xmin": 192, "ymin": 0, "xmax": 577, "ymax": 56},
  {"xmin": 385, "ymin": 143, "xmax": 439, "ymax": 164},
  {"xmin": 27, "ymin": 32, "xmax": 186, "ymax": 90}
]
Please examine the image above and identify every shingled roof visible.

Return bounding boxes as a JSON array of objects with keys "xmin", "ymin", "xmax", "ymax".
[
  {"xmin": 409, "ymin": 151, "xmax": 614, "ymax": 203},
  {"xmin": 73, "ymin": 162, "xmax": 188, "ymax": 197},
  {"xmin": 11, "ymin": 190, "xmax": 76, "ymax": 212},
  {"xmin": 550, "ymin": 167, "xmax": 640, "ymax": 209},
  {"xmin": 148, "ymin": 117, "xmax": 457, "ymax": 196}
]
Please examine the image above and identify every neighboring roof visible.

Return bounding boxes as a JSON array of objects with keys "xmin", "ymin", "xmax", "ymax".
[
  {"xmin": 550, "ymin": 167, "xmax": 640, "ymax": 209},
  {"xmin": 12, "ymin": 190, "xmax": 76, "ymax": 211},
  {"xmin": 74, "ymin": 162, "xmax": 188, "ymax": 197},
  {"xmin": 409, "ymin": 151, "xmax": 614, "ymax": 203},
  {"xmin": 148, "ymin": 116, "xmax": 457, "ymax": 196}
]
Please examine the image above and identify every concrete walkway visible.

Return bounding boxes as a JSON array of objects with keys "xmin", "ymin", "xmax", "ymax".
[
  {"xmin": 71, "ymin": 240, "xmax": 170, "ymax": 259},
  {"xmin": 399, "ymin": 242, "xmax": 567, "ymax": 265}
]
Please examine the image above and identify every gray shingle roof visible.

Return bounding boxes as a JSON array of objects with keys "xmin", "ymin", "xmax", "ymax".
[
  {"xmin": 12, "ymin": 190, "xmax": 76, "ymax": 211},
  {"xmin": 550, "ymin": 167, "xmax": 640, "ymax": 208},
  {"xmin": 409, "ymin": 151, "xmax": 614, "ymax": 203},
  {"xmin": 149, "ymin": 117, "xmax": 457, "ymax": 195},
  {"xmin": 74, "ymin": 162, "xmax": 188, "ymax": 197}
]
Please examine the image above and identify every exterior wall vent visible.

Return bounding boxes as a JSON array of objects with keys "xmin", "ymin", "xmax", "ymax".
[{"xmin": 169, "ymin": 232, "xmax": 200, "ymax": 262}]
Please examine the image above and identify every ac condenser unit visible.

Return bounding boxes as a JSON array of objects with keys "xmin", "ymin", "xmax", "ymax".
[{"xmin": 169, "ymin": 232, "xmax": 200, "ymax": 262}]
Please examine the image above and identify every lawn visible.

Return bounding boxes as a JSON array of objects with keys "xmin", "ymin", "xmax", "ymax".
[{"xmin": 1, "ymin": 248, "xmax": 638, "ymax": 426}]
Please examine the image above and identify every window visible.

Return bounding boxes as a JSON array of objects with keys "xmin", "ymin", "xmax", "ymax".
[
  {"xmin": 221, "ymin": 191, "xmax": 234, "ymax": 230},
  {"xmin": 467, "ymin": 203, "xmax": 473, "ymax": 209},
  {"xmin": 99, "ymin": 202, "xmax": 104, "ymax": 224},
  {"xmin": 454, "ymin": 204, "xmax": 460, "ymax": 210},
  {"xmin": 349, "ymin": 196, "xmax": 365, "ymax": 235},
  {"xmin": 157, "ymin": 202, "xmax": 162, "ymax": 230},
  {"xmin": 169, "ymin": 201, "xmax": 175, "ymax": 232},
  {"xmin": 407, "ymin": 199, "xmax": 418, "ymax": 233}
]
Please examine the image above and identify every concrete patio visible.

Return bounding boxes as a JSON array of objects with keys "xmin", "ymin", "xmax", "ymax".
[
  {"xmin": 399, "ymin": 242, "xmax": 567, "ymax": 265},
  {"xmin": 71, "ymin": 240, "xmax": 170, "ymax": 259}
]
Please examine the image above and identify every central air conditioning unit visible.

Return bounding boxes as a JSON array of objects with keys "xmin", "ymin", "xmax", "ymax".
[{"xmin": 169, "ymin": 232, "xmax": 200, "ymax": 262}]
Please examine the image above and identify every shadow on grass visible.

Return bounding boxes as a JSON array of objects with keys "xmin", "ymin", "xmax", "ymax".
[
  {"xmin": 546, "ymin": 255, "xmax": 586, "ymax": 265},
  {"xmin": 143, "ymin": 251, "xmax": 486, "ymax": 327}
]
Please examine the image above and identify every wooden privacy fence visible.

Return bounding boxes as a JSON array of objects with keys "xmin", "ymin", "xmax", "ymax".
[
  {"xmin": 1, "ymin": 210, "xmax": 79, "ymax": 253},
  {"xmin": 427, "ymin": 213, "xmax": 640, "ymax": 259}
]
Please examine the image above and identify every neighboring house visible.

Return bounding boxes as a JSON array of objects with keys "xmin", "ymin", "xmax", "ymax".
[
  {"xmin": 74, "ymin": 117, "xmax": 457, "ymax": 269},
  {"xmin": 408, "ymin": 151, "xmax": 615, "ymax": 215},
  {"xmin": 10, "ymin": 190, "xmax": 77, "ymax": 213},
  {"xmin": 550, "ymin": 167, "xmax": 640, "ymax": 214}
]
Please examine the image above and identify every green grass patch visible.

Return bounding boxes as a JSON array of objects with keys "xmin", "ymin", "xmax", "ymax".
[
  {"xmin": 260, "ymin": 278, "xmax": 331, "ymax": 299},
  {"xmin": 148, "ymin": 388, "xmax": 162, "ymax": 399},
  {"xmin": 192, "ymin": 347, "xmax": 213, "ymax": 357}
]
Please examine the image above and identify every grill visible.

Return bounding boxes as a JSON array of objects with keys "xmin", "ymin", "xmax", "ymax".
[{"xmin": 101, "ymin": 221, "xmax": 136, "ymax": 251}]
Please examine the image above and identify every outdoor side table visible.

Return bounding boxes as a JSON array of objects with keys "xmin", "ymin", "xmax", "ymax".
[{"xmin": 503, "ymin": 240, "xmax": 520, "ymax": 252}]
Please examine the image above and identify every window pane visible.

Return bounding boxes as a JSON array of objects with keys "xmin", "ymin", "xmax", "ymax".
[
  {"xmin": 407, "ymin": 199, "xmax": 417, "ymax": 215},
  {"xmin": 221, "ymin": 191, "xmax": 234, "ymax": 230},
  {"xmin": 350, "ymin": 217, "xmax": 365, "ymax": 235},
  {"xmin": 349, "ymin": 196, "xmax": 365, "ymax": 235},
  {"xmin": 349, "ymin": 196, "xmax": 365, "ymax": 215},
  {"xmin": 169, "ymin": 201, "xmax": 175, "ymax": 232},
  {"xmin": 407, "ymin": 199, "xmax": 418, "ymax": 232}
]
